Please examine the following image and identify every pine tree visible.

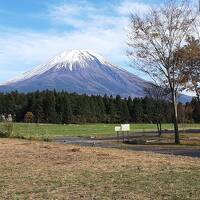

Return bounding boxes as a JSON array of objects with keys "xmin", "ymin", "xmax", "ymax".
[
  {"xmin": 63, "ymin": 95, "xmax": 72, "ymax": 124},
  {"xmin": 43, "ymin": 91, "xmax": 57, "ymax": 123},
  {"xmin": 120, "ymin": 101, "xmax": 130, "ymax": 123}
]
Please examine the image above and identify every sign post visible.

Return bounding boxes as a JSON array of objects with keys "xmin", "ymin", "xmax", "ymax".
[
  {"xmin": 115, "ymin": 126, "xmax": 121, "ymax": 142},
  {"xmin": 121, "ymin": 124, "xmax": 130, "ymax": 142},
  {"xmin": 115, "ymin": 124, "xmax": 130, "ymax": 142}
]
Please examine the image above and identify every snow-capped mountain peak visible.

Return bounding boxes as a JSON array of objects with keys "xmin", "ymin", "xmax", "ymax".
[
  {"xmin": 49, "ymin": 49, "xmax": 108, "ymax": 66},
  {"xmin": 3, "ymin": 50, "xmax": 111, "ymax": 85},
  {"xmin": 0, "ymin": 49, "xmax": 149, "ymax": 98},
  {"xmin": 48, "ymin": 49, "xmax": 111, "ymax": 71}
]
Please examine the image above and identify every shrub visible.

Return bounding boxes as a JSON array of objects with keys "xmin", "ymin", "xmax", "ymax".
[
  {"xmin": 0, "ymin": 114, "xmax": 14, "ymax": 138},
  {"xmin": 2, "ymin": 122, "xmax": 14, "ymax": 138},
  {"xmin": 0, "ymin": 130, "xmax": 10, "ymax": 138},
  {"xmin": 124, "ymin": 139, "xmax": 146, "ymax": 145},
  {"xmin": 24, "ymin": 112, "xmax": 34, "ymax": 123}
]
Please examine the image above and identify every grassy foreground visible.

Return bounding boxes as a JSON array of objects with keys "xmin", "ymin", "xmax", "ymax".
[
  {"xmin": 0, "ymin": 139, "xmax": 199, "ymax": 200},
  {"xmin": 1, "ymin": 123, "xmax": 200, "ymax": 139}
]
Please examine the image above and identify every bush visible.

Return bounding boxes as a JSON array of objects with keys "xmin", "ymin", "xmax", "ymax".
[
  {"xmin": 124, "ymin": 139, "xmax": 146, "ymax": 145},
  {"xmin": 24, "ymin": 112, "xmax": 34, "ymax": 123},
  {"xmin": 0, "ymin": 130, "xmax": 11, "ymax": 138},
  {"xmin": 2, "ymin": 122, "xmax": 14, "ymax": 138}
]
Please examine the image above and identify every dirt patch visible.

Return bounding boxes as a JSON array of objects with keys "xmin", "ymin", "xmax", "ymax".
[{"xmin": 0, "ymin": 139, "xmax": 200, "ymax": 200}]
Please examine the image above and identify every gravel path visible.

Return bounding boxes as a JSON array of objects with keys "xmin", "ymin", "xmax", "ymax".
[{"xmin": 54, "ymin": 136, "xmax": 200, "ymax": 158}]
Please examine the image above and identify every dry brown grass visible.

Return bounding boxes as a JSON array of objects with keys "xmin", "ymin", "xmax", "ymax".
[{"xmin": 0, "ymin": 139, "xmax": 200, "ymax": 200}]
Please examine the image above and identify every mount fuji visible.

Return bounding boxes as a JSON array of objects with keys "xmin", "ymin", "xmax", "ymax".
[{"xmin": 0, "ymin": 50, "xmax": 153, "ymax": 97}]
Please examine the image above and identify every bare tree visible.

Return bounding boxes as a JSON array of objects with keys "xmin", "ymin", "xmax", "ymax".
[
  {"xmin": 144, "ymin": 84, "xmax": 171, "ymax": 136},
  {"xmin": 127, "ymin": 0, "xmax": 196, "ymax": 144}
]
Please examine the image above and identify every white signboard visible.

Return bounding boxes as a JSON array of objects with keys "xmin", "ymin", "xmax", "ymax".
[
  {"xmin": 121, "ymin": 124, "xmax": 130, "ymax": 131},
  {"xmin": 115, "ymin": 126, "xmax": 121, "ymax": 132}
]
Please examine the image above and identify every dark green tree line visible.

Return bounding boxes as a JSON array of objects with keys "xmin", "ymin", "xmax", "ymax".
[{"xmin": 0, "ymin": 90, "xmax": 199, "ymax": 124}]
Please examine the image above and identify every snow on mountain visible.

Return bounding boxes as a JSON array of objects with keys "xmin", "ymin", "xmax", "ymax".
[
  {"xmin": 0, "ymin": 49, "xmax": 150, "ymax": 97},
  {"xmin": 4, "ymin": 50, "xmax": 115, "ymax": 84}
]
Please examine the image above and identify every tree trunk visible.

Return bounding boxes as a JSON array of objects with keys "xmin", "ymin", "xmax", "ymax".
[
  {"xmin": 156, "ymin": 122, "xmax": 160, "ymax": 136},
  {"xmin": 172, "ymin": 91, "xmax": 180, "ymax": 144},
  {"xmin": 156, "ymin": 120, "xmax": 162, "ymax": 137},
  {"xmin": 195, "ymin": 85, "xmax": 200, "ymax": 105},
  {"xmin": 159, "ymin": 121, "xmax": 162, "ymax": 137}
]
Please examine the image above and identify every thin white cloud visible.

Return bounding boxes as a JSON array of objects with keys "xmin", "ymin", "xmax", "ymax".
[
  {"xmin": 47, "ymin": 1, "xmax": 121, "ymax": 29},
  {"xmin": 48, "ymin": 3, "xmax": 85, "ymax": 28},
  {"xmin": 0, "ymin": 0, "xmax": 152, "ymax": 83},
  {"xmin": 116, "ymin": 0, "xmax": 151, "ymax": 16},
  {"xmin": 0, "ymin": 27, "xmax": 125, "ymax": 76}
]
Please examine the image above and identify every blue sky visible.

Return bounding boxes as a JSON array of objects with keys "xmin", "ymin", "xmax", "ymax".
[{"xmin": 0, "ymin": 0, "xmax": 175, "ymax": 83}]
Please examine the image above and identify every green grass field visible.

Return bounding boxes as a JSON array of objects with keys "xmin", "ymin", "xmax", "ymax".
[{"xmin": 1, "ymin": 122, "xmax": 200, "ymax": 139}]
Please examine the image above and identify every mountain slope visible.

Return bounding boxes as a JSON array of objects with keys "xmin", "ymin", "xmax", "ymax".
[{"xmin": 0, "ymin": 50, "xmax": 149, "ymax": 97}]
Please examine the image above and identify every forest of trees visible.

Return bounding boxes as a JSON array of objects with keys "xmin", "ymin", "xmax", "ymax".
[{"xmin": 0, "ymin": 90, "xmax": 199, "ymax": 124}]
